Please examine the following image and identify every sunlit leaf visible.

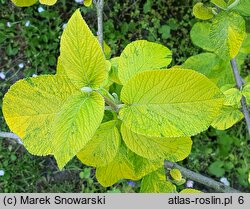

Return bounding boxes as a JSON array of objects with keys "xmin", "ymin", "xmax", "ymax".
[
  {"xmin": 180, "ymin": 189, "xmax": 202, "ymax": 193},
  {"xmin": 140, "ymin": 168, "xmax": 176, "ymax": 193},
  {"xmin": 3, "ymin": 75, "xmax": 104, "ymax": 169},
  {"xmin": 84, "ymin": 0, "xmax": 92, "ymax": 7},
  {"xmin": 95, "ymin": 143, "xmax": 163, "ymax": 187},
  {"xmin": 190, "ymin": 22, "xmax": 215, "ymax": 52},
  {"xmin": 60, "ymin": 9, "xmax": 107, "ymax": 89},
  {"xmin": 77, "ymin": 120, "xmax": 120, "ymax": 167},
  {"xmin": 120, "ymin": 69, "xmax": 224, "ymax": 138},
  {"xmin": 182, "ymin": 53, "xmax": 235, "ymax": 87},
  {"xmin": 118, "ymin": 40, "xmax": 172, "ymax": 85},
  {"xmin": 11, "ymin": 0, "xmax": 37, "ymax": 7},
  {"xmin": 211, "ymin": 106, "xmax": 243, "ymax": 130},
  {"xmin": 121, "ymin": 124, "xmax": 192, "ymax": 161},
  {"xmin": 210, "ymin": 11, "xmax": 246, "ymax": 60},
  {"xmin": 223, "ymin": 88, "xmax": 242, "ymax": 106},
  {"xmin": 211, "ymin": 0, "xmax": 227, "ymax": 9},
  {"xmin": 170, "ymin": 168, "xmax": 182, "ymax": 181},
  {"xmin": 193, "ymin": 3, "xmax": 214, "ymax": 20},
  {"xmin": 39, "ymin": 0, "xmax": 57, "ymax": 5},
  {"xmin": 233, "ymin": 0, "xmax": 250, "ymax": 16}
]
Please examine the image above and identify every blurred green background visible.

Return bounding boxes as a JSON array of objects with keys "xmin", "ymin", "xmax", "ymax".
[{"xmin": 0, "ymin": 0, "xmax": 249, "ymax": 192}]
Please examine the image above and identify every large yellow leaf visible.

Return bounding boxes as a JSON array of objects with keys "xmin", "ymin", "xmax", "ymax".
[
  {"xmin": 52, "ymin": 92, "xmax": 104, "ymax": 169},
  {"xmin": 120, "ymin": 69, "xmax": 224, "ymax": 138},
  {"xmin": 140, "ymin": 168, "xmax": 176, "ymax": 193},
  {"xmin": 60, "ymin": 9, "xmax": 107, "ymax": 89},
  {"xmin": 210, "ymin": 11, "xmax": 246, "ymax": 60},
  {"xmin": 95, "ymin": 143, "xmax": 163, "ymax": 187},
  {"xmin": 3, "ymin": 75, "xmax": 76, "ymax": 156},
  {"xmin": 39, "ymin": 0, "xmax": 57, "ymax": 5},
  {"xmin": 118, "ymin": 40, "xmax": 172, "ymax": 85},
  {"xmin": 3, "ymin": 75, "xmax": 105, "ymax": 169},
  {"xmin": 77, "ymin": 120, "xmax": 121, "ymax": 167},
  {"xmin": 121, "ymin": 124, "xmax": 192, "ymax": 161}
]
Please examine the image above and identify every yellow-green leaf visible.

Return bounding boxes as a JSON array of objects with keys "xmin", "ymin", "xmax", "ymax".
[
  {"xmin": 234, "ymin": 0, "xmax": 250, "ymax": 16},
  {"xmin": 109, "ymin": 57, "xmax": 122, "ymax": 85},
  {"xmin": 240, "ymin": 34, "xmax": 250, "ymax": 54},
  {"xmin": 211, "ymin": 106, "xmax": 243, "ymax": 130},
  {"xmin": 193, "ymin": 3, "xmax": 214, "ymax": 20},
  {"xmin": 104, "ymin": 41, "xmax": 111, "ymax": 59},
  {"xmin": 170, "ymin": 168, "xmax": 182, "ymax": 181},
  {"xmin": 39, "ymin": 0, "xmax": 57, "ymax": 5},
  {"xmin": 3, "ymin": 74, "xmax": 104, "ymax": 170},
  {"xmin": 95, "ymin": 143, "xmax": 163, "ymax": 187},
  {"xmin": 84, "ymin": 0, "xmax": 92, "ymax": 7},
  {"xmin": 56, "ymin": 56, "xmax": 65, "ymax": 74},
  {"xmin": 120, "ymin": 69, "xmax": 224, "ymax": 138},
  {"xmin": 118, "ymin": 40, "xmax": 172, "ymax": 85},
  {"xmin": 77, "ymin": 120, "xmax": 120, "ymax": 167},
  {"xmin": 190, "ymin": 22, "xmax": 215, "ymax": 52},
  {"xmin": 52, "ymin": 91, "xmax": 104, "ymax": 169},
  {"xmin": 60, "ymin": 9, "xmax": 107, "ymax": 89},
  {"xmin": 140, "ymin": 168, "xmax": 176, "ymax": 193},
  {"xmin": 11, "ymin": 0, "xmax": 37, "ymax": 7},
  {"xmin": 210, "ymin": 11, "xmax": 246, "ymax": 60},
  {"xmin": 2, "ymin": 75, "xmax": 76, "ymax": 156},
  {"xmin": 211, "ymin": 0, "xmax": 227, "ymax": 9},
  {"xmin": 180, "ymin": 189, "xmax": 202, "ymax": 193},
  {"xmin": 182, "ymin": 53, "xmax": 235, "ymax": 87},
  {"xmin": 223, "ymin": 88, "xmax": 242, "ymax": 106},
  {"xmin": 121, "ymin": 124, "xmax": 192, "ymax": 161}
]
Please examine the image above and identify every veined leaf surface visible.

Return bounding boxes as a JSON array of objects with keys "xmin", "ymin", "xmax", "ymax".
[
  {"xmin": 3, "ymin": 75, "xmax": 105, "ymax": 169},
  {"xmin": 182, "ymin": 53, "xmax": 235, "ymax": 87},
  {"xmin": 95, "ymin": 143, "xmax": 163, "ymax": 187},
  {"xmin": 77, "ymin": 120, "xmax": 120, "ymax": 167},
  {"xmin": 118, "ymin": 40, "xmax": 172, "ymax": 85},
  {"xmin": 52, "ymin": 91, "xmax": 104, "ymax": 169},
  {"xmin": 3, "ymin": 75, "xmax": 76, "ymax": 156},
  {"xmin": 121, "ymin": 124, "xmax": 192, "ymax": 161},
  {"xmin": 140, "ymin": 168, "xmax": 176, "ymax": 193},
  {"xmin": 211, "ymin": 0, "xmax": 227, "ymax": 9},
  {"xmin": 60, "ymin": 9, "xmax": 107, "ymax": 89},
  {"xmin": 234, "ymin": 0, "xmax": 250, "ymax": 16},
  {"xmin": 11, "ymin": 0, "xmax": 37, "ymax": 6},
  {"xmin": 210, "ymin": 11, "xmax": 246, "ymax": 60},
  {"xmin": 120, "ymin": 69, "xmax": 224, "ymax": 138},
  {"xmin": 190, "ymin": 22, "xmax": 215, "ymax": 52},
  {"xmin": 193, "ymin": 3, "xmax": 214, "ymax": 20},
  {"xmin": 211, "ymin": 106, "xmax": 244, "ymax": 130}
]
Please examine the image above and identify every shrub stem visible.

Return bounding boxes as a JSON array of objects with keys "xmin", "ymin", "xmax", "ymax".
[
  {"xmin": 230, "ymin": 58, "xmax": 250, "ymax": 138},
  {"xmin": 96, "ymin": 0, "xmax": 104, "ymax": 50}
]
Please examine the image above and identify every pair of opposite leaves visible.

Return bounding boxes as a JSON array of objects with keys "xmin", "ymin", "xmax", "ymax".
[
  {"xmin": 3, "ymin": 10, "xmax": 225, "ymax": 185},
  {"xmin": 11, "ymin": 0, "xmax": 92, "ymax": 7}
]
